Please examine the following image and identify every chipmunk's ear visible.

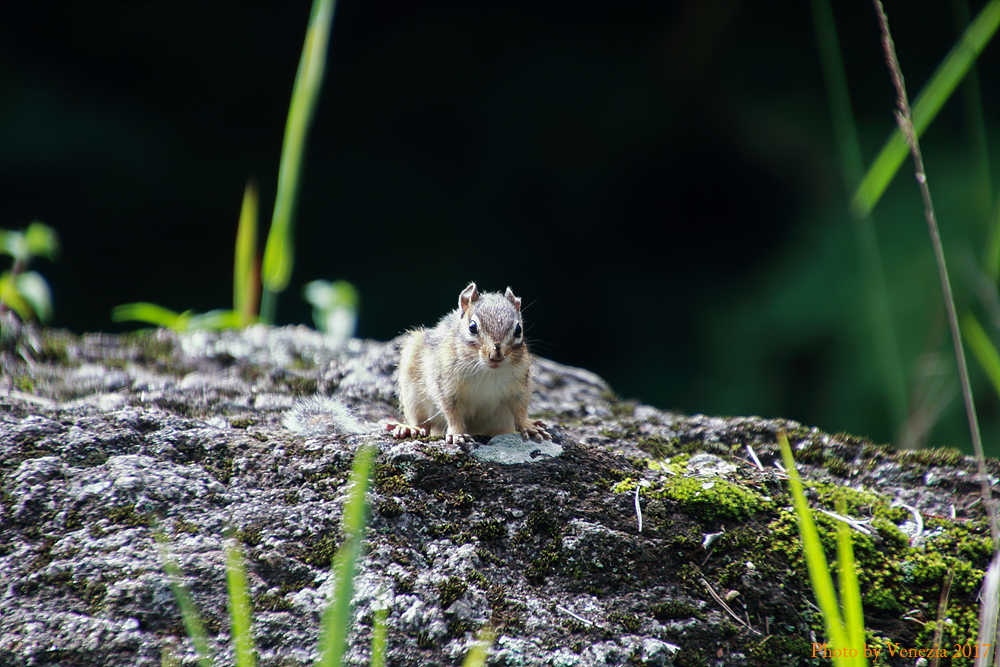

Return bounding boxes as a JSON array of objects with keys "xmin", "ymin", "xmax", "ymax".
[
  {"xmin": 504, "ymin": 287, "xmax": 521, "ymax": 312},
  {"xmin": 459, "ymin": 282, "xmax": 479, "ymax": 314}
]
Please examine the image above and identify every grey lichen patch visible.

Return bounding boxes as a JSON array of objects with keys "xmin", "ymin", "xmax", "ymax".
[{"xmin": 471, "ymin": 433, "xmax": 563, "ymax": 464}]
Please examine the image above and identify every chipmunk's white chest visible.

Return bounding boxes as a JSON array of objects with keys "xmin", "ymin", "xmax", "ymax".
[{"xmin": 455, "ymin": 358, "xmax": 524, "ymax": 432}]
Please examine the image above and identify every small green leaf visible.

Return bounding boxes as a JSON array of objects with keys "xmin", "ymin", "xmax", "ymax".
[
  {"xmin": 1, "ymin": 271, "xmax": 34, "ymax": 321},
  {"xmin": 0, "ymin": 229, "xmax": 28, "ymax": 262},
  {"xmin": 24, "ymin": 221, "xmax": 60, "ymax": 261},
  {"xmin": 303, "ymin": 279, "xmax": 359, "ymax": 339},
  {"xmin": 15, "ymin": 271, "xmax": 54, "ymax": 323},
  {"xmin": 112, "ymin": 302, "xmax": 185, "ymax": 329}
]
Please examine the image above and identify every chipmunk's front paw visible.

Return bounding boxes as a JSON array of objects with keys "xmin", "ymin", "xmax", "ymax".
[
  {"xmin": 385, "ymin": 422, "xmax": 427, "ymax": 439},
  {"xmin": 445, "ymin": 432, "xmax": 472, "ymax": 446},
  {"xmin": 520, "ymin": 420, "xmax": 548, "ymax": 442}
]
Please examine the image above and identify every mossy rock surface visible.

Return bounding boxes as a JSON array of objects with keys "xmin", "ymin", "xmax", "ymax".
[{"xmin": 1, "ymin": 320, "xmax": 997, "ymax": 666}]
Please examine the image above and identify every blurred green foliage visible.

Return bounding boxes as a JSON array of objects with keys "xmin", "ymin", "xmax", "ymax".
[{"xmin": 0, "ymin": 221, "xmax": 59, "ymax": 323}]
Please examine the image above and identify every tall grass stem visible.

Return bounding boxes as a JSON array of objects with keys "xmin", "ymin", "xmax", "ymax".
[
  {"xmin": 810, "ymin": 0, "xmax": 907, "ymax": 432},
  {"xmin": 260, "ymin": 0, "xmax": 336, "ymax": 323},
  {"xmin": 871, "ymin": 0, "xmax": 999, "ymax": 548}
]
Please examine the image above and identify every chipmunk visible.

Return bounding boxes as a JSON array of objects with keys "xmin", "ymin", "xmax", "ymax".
[{"xmin": 385, "ymin": 282, "xmax": 547, "ymax": 445}]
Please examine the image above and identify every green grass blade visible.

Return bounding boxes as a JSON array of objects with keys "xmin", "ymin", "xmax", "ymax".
[
  {"xmin": 778, "ymin": 432, "xmax": 851, "ymax": 662},
  {"xmin": 810, "ymin": 0, "xmax": 863, "ymax": 187},
  {"xmin": 953, "ymin": 0, "xmax": 996, "ymax": 227},
  {"xmin": 461, "ymin": 625, "xmax": 496, "ymax": 667},
  {"xmin": 226, "ymin": 539, "xmax": 256, "ymax": 667},
  {"xmin": 187, "ymin": 309, "xmax": 242, "ymax": 331},
  {"xmin": 260, "ymin": 0, "xmax": 336, "ymax": 322},
  {"xmin": 370, "ymin": 606, "xmax": 387, "ymax": 667},
  {"xmin": 850, "ymin": 0, "xmax": 1000, "ymax": 218},
  {"xmin": 974, "ymin": 552, "xmax": 999, "ymax": 667},
  {"xmin": 234, "ymin": 182, "xmax": 259, "ymax": 328},
  {"xmin": 316, "ymin": 442, "xmax": 374, "ymax": 667},
  {"xmin": 154, "ymin": 531, "xmax": 216, "ymax": 667},
  {"xmin": 835, "ymin": 499, "xmax": 867, "ymax": 667},
  {"xmin": 111, "ymin": 302, "xmax": 185, "ymax": 329},
  {"xmin": 987, "ymin": 194, "xmax": 1000, "ymax": 281},
  {"xmin": 810, "ymin": 0, "xmax": 907, "ymax": 430},
  {"xmin": 962, "ymin": 313, "xmax": 1000, "ymax": 400}
]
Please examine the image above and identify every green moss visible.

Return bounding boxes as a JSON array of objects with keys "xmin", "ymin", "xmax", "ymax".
[
  {"xmin": 472, "ymin": 518, "xmax": 505, "ymax": 542},
  {"xmin": 393, "ymin": 572, "xmax": 416, "ymax": 594},
  {"xmin": 128, "ymin": 331, "xmax": 177, "ymax": 365},
  {"xmin": 13, "ymin": 374, "xmax": 35, "ymax": 393},
  {"xmin": 650, "ymin": 600, "xmax": 704, "ymax": 621},
  {"xmin": 425, "ymin": 522, "xmax": 459, "ymax": 540},
  {"xmin": 378, "ymin": 497, "xmax": 404, "ymax": 517},
  {"xmin": 656, "ymin": 476, "xmax": 768, "ymax": 523},
  {"xmin": 862, "ymin": 587, "xmax": 904, "ymax": 614},
  {"xmin": 746, "ymin": 634, "xmax": 815, "ymax": 664},
  {"xmin": 466, "ymin": 570, "xmax": 487, "ymax": 588},
  {"xmin": 607, "ymin": 611, "xmax": 641, "ymax": 633},
  {"xmin": 374, "ymin": 462, "xmax": 410, "ymax": 496},
  {"xmin": 449, "ymin": 489, "xmax": 475, "ymax": 511},
  {"xmin": 104, "ymin": 504, "xmax": 151, "ymax": 529},
  {"xmin": 228, "ymin": 417, "xmax": 255, "ymax": 429},
  {"xmin": 284, "ymin": 375, "xmax": 318, "ymax": 396},
  {"xmin": 437, "ymin": 576, "xmax": 467, "ymax": 608},
  {"xmin": 525, "ymin": 537, "xmax": 562, "ymax": 583},
  {"xmin": 172, "ymin": 520, "xmax": 200, "ymax": 535},
  {"xmin": 792, "ymin": 439, "xmax": 826, "ymax": 465},
  {"xmin": 825, "ymin": 455, "xmax": 850, "ymax": 477},
  {"xmin": 447, "ymin": 617, "xmax": 476, "ymax": 638},
  {"xmin": 636, "ymin": 435, "xmax": 682, "ymax": 459},
  {"xmin": 38, "ymin": 331, "xmax": 73, "ymax": 364},
  {"xmin": 302, "ymin": 533, "xmax": 340, "ymax": 567},
  {"xmin": 255, "ymin": 592, "xmax": 293, "ymax": 611},
  {"xmin": 915, "ymin": 606, "xmax": 983, "ymax": 666},
  {"xmin": 897, "ymin": 446, "xmax": 966, "ymax": 468},
  {"xmin": 600, "ymin": 389, "xmax": 637, "ymax": 418},
  {"xmin": 236, "ymin": 526, "xmax": 263, "ymax": 547}
]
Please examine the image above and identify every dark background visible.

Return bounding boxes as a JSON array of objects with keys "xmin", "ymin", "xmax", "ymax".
[{"xmin": 2, "ymin": 0, "xmax": 998, "ymax": 454}]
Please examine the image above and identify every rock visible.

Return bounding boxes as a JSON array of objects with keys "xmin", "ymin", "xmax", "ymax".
[
  {"xmin": 471, "ymin": 433, "xmax": 563, "ymax": 464},
  {"xmin": 0, "ymin": 323, "xmax": 997, "ymax": 666}
]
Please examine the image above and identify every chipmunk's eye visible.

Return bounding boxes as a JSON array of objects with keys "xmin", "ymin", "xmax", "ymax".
[
  {"xmin": 514, "ymin": 324, "xmax": 522, "ymax": 339},
  {"xmin": 469, "ymin": 320, "xmax": 479, "ymax": 336}
]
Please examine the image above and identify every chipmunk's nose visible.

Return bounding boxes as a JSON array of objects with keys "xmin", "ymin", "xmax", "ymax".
[{"xmin": 489, "ymin": 343, "xmax": 504, "ymax": 363}]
